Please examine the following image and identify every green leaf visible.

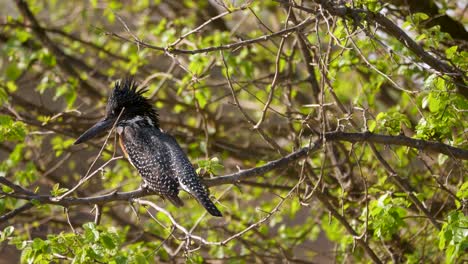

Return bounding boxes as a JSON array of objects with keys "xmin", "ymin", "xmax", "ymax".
[
  {"xmin": 428, "ymin": 93, "xmax": 441, "ymax": 112},
  {"xmin": 5, "ymin": 64, "xmax": 21, "ymax": 81},
  {"xmin": 16, "ymin": 30, "xmax": 31, "ymax": 42},
  {"xmin": 50, "ymin": 183, "xmax": 69, "ymax": 196},
  {"xmin": 134, "ymin": 254, "xmax": 148, "ymax": 264},
  {"xmin": 197, "ymin": 157, "xmax": 224, "ymax": 175},
  {"xmin": 51, "ymin": 137, "xmax": 74, "ymax": 157},
  {"xmin": 188, "ymin": 54, "xmax": 209, "ymax": 76},
  {"xmin": 6, "ymin": 81, "xmax": 17, "ymax": 92},
  {"xmin": 374, "ymin": 111, "xmax": 411, "ymax": 135},
  {"xmin": 115, "ymin": 256, "xmax": 128, "ymax": 264},
  {"xmin": 195, "ymin": 88, "xmax": 208, "ymax": 108},
  {"xmin": 0, "ymin": 87, "xmax": 7, "ymax": 107},
  {"xmin": 101, "ymin": 234, "xmax": 116, "ymax": 250},
  {"xmin": 0, "ymin": 226, "xmax": 14, "ymax": 242},
  {"xmin": 413, "ymin": 12, "xmax": 429, "ymax": 22},
  {"xmin": 0, "ymin": 115, "xmax": 27, "ymax": 142},
  {"xmin": 445, "ymin": 46, "xmax": 458, "ymax": 59},
  {"xmin": 83, "ymin": 222, "xmax": 100, "ymax": 242},
  {"xmin": 39, "ymin": 49, "xmax": 56, "ymax": 66}
]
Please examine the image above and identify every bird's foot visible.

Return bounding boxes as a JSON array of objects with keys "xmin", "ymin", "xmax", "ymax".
[{"xmin": 139, "ymin": 182, "xmax": 150, "ymax": 193}]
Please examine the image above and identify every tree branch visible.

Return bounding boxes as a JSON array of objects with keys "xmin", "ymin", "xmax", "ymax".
[
  {"xmin": 324, "ymin": 131, "xmax": 468, "ymax": 160},
  {"xmin": 14, "ymin": 0, "xmax": 103, "ymax": 99},
  {"xmin": 323, "ymin": 0, "xmax": 468, "ymax": 98},
  {"xmin": 288, "ymin": 8, "xmax": 321, "ymax": 99},
  {"xmin": 389, "ymin": 0, "xmax": 468, "ymax": 41},
  {"xmin": 1, "ymin": 131, "xmax": 465, "ymax": 222},
  {"xmin": 107, "ymin": 17, "xmax": 313, "ymax": 55},
  {"xmin": 0, "ymin": 202, "xmax": 34, "ymax": 222},
  {"xmin": 281, "ymin": 0, "xmax": 467, "ymax": 98},
  {"xmin": 205, "ymin": 143, "xmax": 320, "ymax": 187}
]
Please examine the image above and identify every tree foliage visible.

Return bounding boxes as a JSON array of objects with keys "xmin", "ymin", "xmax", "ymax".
[{"xmin": 0, "ymin": 0, "xmax": 467, "ymax": 263}]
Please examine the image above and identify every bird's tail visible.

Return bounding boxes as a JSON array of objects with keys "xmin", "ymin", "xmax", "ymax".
[
  {"xmin": 180, "ymin": 178, "xmax": 222, "ymax": 217},
  {"xmin": 193, "ymin": 191, "xmax": 222, "ymax": 217}
]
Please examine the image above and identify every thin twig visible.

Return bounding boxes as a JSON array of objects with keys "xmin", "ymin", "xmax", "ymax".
[
  {"xmin": 107, "ymin": 17, "xmax": 313, "ymax": 55},
  {"xmin": 57, "ymin": 108, "xmax": 125, "ymax": 200},
  {"xmin": 254, "ymin": 7, "xmax": 290, "ymax": 129}
]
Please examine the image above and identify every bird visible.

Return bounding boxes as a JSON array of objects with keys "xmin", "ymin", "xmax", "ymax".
[{"xmin": 74, "ymin": 77, "xmax": 222, "ymax": 217}]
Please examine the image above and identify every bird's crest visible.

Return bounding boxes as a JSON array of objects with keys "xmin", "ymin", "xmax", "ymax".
[{"xmin": 107, "ymin": 77, "xmax": 159, "ymax": 128}]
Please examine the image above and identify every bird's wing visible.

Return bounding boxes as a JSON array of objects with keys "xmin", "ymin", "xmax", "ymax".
[
  {"xmin": 121, "ymin": 126, "xmax": 180, "ymax": 198},
  {"xmin": 160, "ymin": 132, "xmax": 222, "ymax": 216},
  {"xmin": 158, "ymin": 133, "xmax": 203, "ymax": 192}
]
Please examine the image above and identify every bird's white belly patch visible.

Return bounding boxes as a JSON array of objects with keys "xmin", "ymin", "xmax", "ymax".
[{"xmin": 178, "ymin": 180, "xmax": 189, "ymax": 193}]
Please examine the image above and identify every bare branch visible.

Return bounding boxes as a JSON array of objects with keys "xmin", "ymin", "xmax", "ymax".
[
  {"xmin": 324, "ymin": 131, "xmax": 468, "ymax": 160},
  {"xmin": 0, "ymin": 131, "xmax": 465, "ymax": 216},
  {"xmin": 14, "ymin": 0, "xmax": 103, "ymax": 99},
  {"xmin": 0, "ymin": 202, "xmax": 34, "ymax": 223},
  {"xmin": 107, "ymin": 17, "xmax": 313, "ymax": 55}
]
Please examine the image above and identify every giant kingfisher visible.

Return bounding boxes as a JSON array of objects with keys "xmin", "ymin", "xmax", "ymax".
[{"xmin": 74, "ymin": 78, "xmax": 222, "ymax": 217}]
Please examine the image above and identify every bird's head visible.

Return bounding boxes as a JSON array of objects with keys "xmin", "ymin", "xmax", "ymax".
[{"xmin": 74, "ymin": 77, "xmax": 158, "ymax": 145}]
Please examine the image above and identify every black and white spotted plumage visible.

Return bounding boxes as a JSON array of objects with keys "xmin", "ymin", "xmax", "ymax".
[{"xmin": 75, "ymin": 78, "xmax": 222, "ymax": 217}]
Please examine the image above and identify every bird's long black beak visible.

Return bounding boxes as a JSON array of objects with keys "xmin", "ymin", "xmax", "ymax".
[{"xmin": 74, "ymin": 118, "xmax": 115, "ymax": 145}]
